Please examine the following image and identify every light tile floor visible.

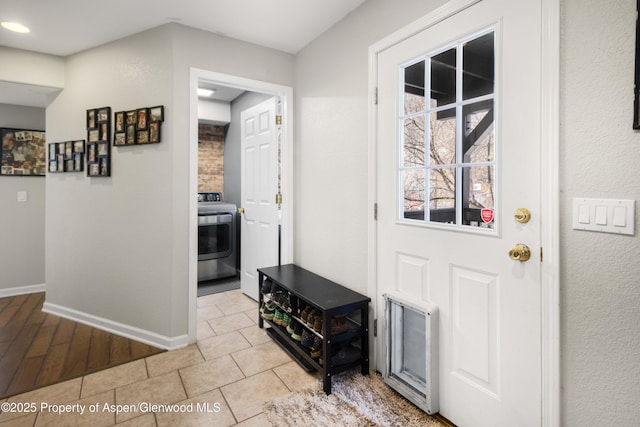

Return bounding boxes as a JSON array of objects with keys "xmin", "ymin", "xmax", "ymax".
[{"xmin": 0, "ymin": 289, "xmax": 319, "ymax": 426}]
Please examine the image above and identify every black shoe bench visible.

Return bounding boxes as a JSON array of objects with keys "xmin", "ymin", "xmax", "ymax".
[{"xmin": 257, "ymin": 264, "xmax": 370, "ymax": 395}]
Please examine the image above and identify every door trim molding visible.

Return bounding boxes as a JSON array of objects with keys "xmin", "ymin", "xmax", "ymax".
[
  {"xmin": 188, "ymin": 68, "xmax": 294, "ymax": 343},
  {"xmin": 366, "ymin": 0, "xmax": 560, "ymax": 425}
]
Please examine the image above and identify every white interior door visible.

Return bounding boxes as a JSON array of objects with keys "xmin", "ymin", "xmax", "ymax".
[
  {"xmin": 240, "ymin": 97, "xmax": 279, "ymax": 300},
  {"xmin": 375, "ymin": 1, "xmax": 542, "ymax": 426}
]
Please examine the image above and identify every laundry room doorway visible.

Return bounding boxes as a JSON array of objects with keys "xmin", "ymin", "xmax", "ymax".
[{"xmin": 188, "ymin": 68, "xmax": 294, "ymax": 343}]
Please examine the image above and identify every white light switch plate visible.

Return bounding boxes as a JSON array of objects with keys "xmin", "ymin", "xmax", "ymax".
[
  {"xmin": 572, "ymin": 198, "xmax": 635, "ymax": 236},
  {"xmin": 17, "ymin": 191, "xmax": 27, "ymax": 202}
]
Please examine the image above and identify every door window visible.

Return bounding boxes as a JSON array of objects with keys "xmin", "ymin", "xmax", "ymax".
[{"xmin": 400, "ymin": 30, "xmax": 496, "ymax": 230}]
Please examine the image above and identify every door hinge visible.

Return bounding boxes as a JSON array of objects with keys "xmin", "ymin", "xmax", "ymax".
[
  {"xmin": 540, "ymin": 246, "xmax": 543, "ymax": 262},
  {"xmin": 373, "ymin": 318, "xmax": 378, "ymax": 337},
  {"xmin": 373, "ymin": 87, "xmax": 378, "ymax": 105},
  {"xmin": 275, "ymin": 193, "xmax": 283, "ymax": 205},
  {"xmin": 275, "ymin": 115, "xmax": 282, "ymax": 125},
  {"xmin": 374, "ymin": 203, "xmax": 378, "ymax": 220}
]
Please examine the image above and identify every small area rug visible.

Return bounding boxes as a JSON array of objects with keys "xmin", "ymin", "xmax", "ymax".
[{"xmin": 264, "ymin": 370, "xmax": 444, "ymax": 427}]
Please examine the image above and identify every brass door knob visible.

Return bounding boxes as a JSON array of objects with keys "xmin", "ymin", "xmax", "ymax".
[
  {"xmin": 238, "ymin": 207, "xmax": 245, "ymax": 214},
  {"xmin": 514, "ymin": 208, "xmax": 531, "ymax": 223},
  {"xmin": 509, "ymin": 243, "xmax": 531, "ymax": 262}
]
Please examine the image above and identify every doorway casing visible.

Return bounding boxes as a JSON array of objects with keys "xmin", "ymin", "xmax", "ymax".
[
  {"xmin": 366, "ymin": 0, "xmax": 560, "ymax": 425},
  {"xmin": 188, "ymin": 68, "xmax": 294, "ymax": 343}
]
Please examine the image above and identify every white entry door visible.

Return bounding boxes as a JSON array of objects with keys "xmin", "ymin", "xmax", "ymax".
[
  {"xmin": 240, "ymin": 97, "xmax": 279, "ymax": 300},
  {"xmin": 375, "ymin": 1, "xmax": 543, "ymax": 426}
]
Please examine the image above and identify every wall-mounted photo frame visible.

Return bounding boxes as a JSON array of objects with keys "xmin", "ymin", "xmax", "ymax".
[
  {"xmin": 1, "ymin": 128, "xmax": 46, "ymax": 176},
  {"xmin": 86, "ymin": 107, "xmax": 111, "ymax": 177},
  {"xmin": 48, "ymin": 140, "xmax": 84, "ymax": 173},
  {"xmin": 114, "ymin": 105, "xmax": 165, "ymax": 146},
  {"xmin": 114, "ymin": 111, "xmax": 125, "ymax": 133},
  {"xmin": 136, "ymin": 108, "xmax": 148, "ymax": 130},
  {"xmin": 149, "ymin": 105, "xmax": 164, "ymax": 122},
  {"xmin": 149, "ymin": 121, "xmax": 161, "ymax": 143}
]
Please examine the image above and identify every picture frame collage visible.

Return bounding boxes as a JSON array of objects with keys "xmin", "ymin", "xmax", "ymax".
[
  {"xmin": 1, "ymin": 128, "xmax": 46, "ymax": 176},
  {"xmin": 114, "ymin": 105, "xmax": 164, "ymax": 146},
  {"xmin": 48, "ymin": 140, "xmax": 85, "ymax": 173},
  {"xmin": 86, "ymin": 107, "xmax": 111, "ymax": 177}
]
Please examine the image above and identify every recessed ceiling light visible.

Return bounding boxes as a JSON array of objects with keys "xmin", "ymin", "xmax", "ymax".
[
  {"xmin": 198, "ymin": 88, "xmax": 216, "ymax": 98},
  {"xmin": 1, "ymin": 21, "xmax": 30, "ymax": 34}
]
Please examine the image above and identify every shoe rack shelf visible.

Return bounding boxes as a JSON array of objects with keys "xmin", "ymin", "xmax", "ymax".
[{"xmin": 257, "ymin": 264, "xmax": 371, "ymax": 395}]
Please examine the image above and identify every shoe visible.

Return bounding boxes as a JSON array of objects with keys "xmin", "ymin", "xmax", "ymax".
[
  {"xmin": 306, "ymin": 309, "xmax": 320, "ymax": 327},
  {"xmin": 313, "ymin": 314, "xmax": 323, "ymax": 333},
  {"xmin": 282, "ymin": 312, "xmax": 291, "ymax": 328},
  {"xmin": 273, "ymin": 307, "xmax": 284, "ymax": 325},
  {"xmin": 310, "ymin": 336, "xmax": 323, "ymax": 358},
  {"xmin": 330, "ymin": 344, "xmax": 360, "ymax": 366},
  {"xmin": 300, "ymin": 305, "xmax": 312, "ymax": 324},
  {"xmin": 330, "ymin": 317, "xmax": 349, "ymax": 335},
  {"xmin": 319, "ymin": 345, "xmax": 341, "ymax": 366},
  {"xmin": 261, "ymin": 278, "xmax": 273, "ymax": 294},
  {"xmin": 300, "ymin": 330, "xmax": 315, "ymax": 349},
  {"xmin": 261, "ymin": 301, "xmax": 276, "ymax": 320},
  {"xmin": 291, "ymin": 322, "xmax": 303, "ymax": 341},
  {"xmin": 286, "ymin": 319, "xmax": 296, "ymax": 335}
]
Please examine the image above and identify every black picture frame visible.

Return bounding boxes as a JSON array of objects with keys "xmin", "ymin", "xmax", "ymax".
[
  {"xmin": 635, "ymin": 0, "xmax": 640, "ymax": 129},
  {"xmin": 149, "ymin": 121, "xmax": 161, "ymax": 143},
  {"xmin": 114, "ymin": 105, "xmax": 165, "ymax": 146},
  {"xmin": 48, "ymin": 140, "xmax": 85, "ymax": 173},
  {"xmin": 149, "ymin": 105, "xmax": 164, "ymax": 122},
  {"xmin": 114, "ymin": 111, "xmax": 125, "ymax": 133},
  {"xmin": 86, "ymin": 107, "xmax": 111, "ymax": 177},
  {"xmin": 136, "ymin": 108, "xmax": 148, "ymax": 130},
  {"xmin": 1, "ymin": 128, "xmax": 46, "ymax": 176}
]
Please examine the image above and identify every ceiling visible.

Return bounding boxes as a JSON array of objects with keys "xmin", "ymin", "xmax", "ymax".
[{"xmin": 0, "ymin": 0, "xmax": 366, "ymax": 107}]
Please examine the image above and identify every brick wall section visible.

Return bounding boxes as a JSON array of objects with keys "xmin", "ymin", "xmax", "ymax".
[{"xmin": 198, "ymin": 124, "xmax": 225, "ymax": 193}]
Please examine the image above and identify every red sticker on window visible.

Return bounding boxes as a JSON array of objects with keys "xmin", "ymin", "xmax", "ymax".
[{"xmin": 481, "ymin": 209, "xmax": 494, "ymax": 223}]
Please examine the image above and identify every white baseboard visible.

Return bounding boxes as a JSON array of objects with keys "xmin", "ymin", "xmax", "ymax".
[
  {"xmin": 42, "ymin": 301, "xmax": 188, "ymax": 351},
  {"xmin": 0, "ymin": 283, "xmax": 46, "ymax": 298}
]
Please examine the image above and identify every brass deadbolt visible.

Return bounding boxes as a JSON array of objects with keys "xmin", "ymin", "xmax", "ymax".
[{"xmin": 514, "ymin": 208, "xmax": 531, "ymax": 223}]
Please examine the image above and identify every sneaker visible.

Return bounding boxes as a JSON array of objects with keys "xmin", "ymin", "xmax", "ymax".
[
  {"xmin": 310, "ymin": 336, "xmax": 323, "ymax": 358},
  {"xmin": 286, "ymin": 319, "xmax": 296, "ymax": 335},
  {"xmin": 313, "ymin": 315, "xmax": 323, "ymax": 333},
  {"xmin": 306, "ymin": 309, "xmax": 319, "ymax": 327},
  {"xmin": 300, "ymin": 305, "xmax": 312, "ymax": 323},
  {"xmin": 330, "ymin": 344, "xmax": 361, "ymax": 366},
  {"xmin": 282, "ymin": 312, "xmax": 291, "ymax": 328},
  {"xmin": 261, "ymin": 278, "xmax": 273, "ymax": 294},
  {"xmin": 261, "ymin": 301, "xmax": 276, "ymax": 320},
  {"xmin": 330, "ymin": 317, "xmax": 349, "ymax": 335},
  {"xmin": 300, "ymin": 330, "xmax": 315, "ymax": 348},
  {"xmin": 273, "ymin": 307, "xmax": 284, "ymax": 325},
  {"xmin": 291, "ymin": 322, "xmax": 303, "ymax": 341},
  {"xmin": 319, "ymin": 345, "xmax": 341, "ymax": 366}
]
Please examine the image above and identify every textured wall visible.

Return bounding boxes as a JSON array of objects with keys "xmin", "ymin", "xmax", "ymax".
[{"xmin": 560, "ymin": 0, "xmax": 640, "ymax": 424}]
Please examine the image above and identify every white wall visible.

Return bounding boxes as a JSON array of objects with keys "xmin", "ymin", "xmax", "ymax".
[
  {"xmin": 0, "ymin": 47, "xmax": 64, "ymax": 88},
  {"xmin": 293, "ymin": 0, "xmax": 447, "ymax": 293},
  {"xmin": 44, "ymin": 23, "xmax": 294, "ymax": 347},
  {"xmin": 0, "ymin": 104, "xmax": 46, "ymax": 293},
  {"xmin": 45, "ymin": 26, "xmax": 178, "ymax": 342},
  {"xmin": 560, "ymin": 0, "xmax": 640, "ymax": 425}
]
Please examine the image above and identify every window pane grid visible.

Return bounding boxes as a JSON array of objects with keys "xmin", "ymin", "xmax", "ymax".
[{"xmin": 400, "ymin": 29, "xmax": 495, "ymax": 230}]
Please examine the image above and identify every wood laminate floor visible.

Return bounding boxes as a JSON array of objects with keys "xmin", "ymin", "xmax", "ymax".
[{"xmin": 0, "ymin": 292, "xmax": 164, "ymax": 400}]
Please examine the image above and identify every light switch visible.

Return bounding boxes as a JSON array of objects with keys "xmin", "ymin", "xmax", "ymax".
[
  {"xmin": 17, "ymin": 191, "xmax": 27, "ymax": 202},
  {"xmin": 578, "ymin": 204, "xmax": 590, "ymax": 224},
  {"xmin": 595, "ymin": 206, "xmax": 607, "ymax": 225},
  {"xmin": 613, "ymin": 206, "xmax": 626, "ymax": 227},
  {"xmin": 572, "ymin": 198, "xmax": 635, "ymax": 236}
]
